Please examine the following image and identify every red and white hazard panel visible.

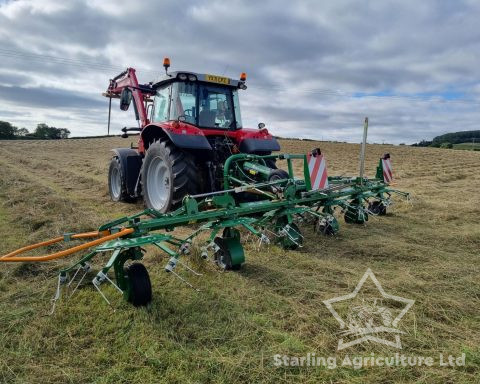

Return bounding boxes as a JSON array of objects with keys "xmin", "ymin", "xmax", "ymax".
[
  {"xmin": 307, "ymin": 151, "xmax": 328, "ymax": 190},
  {"xmin": 382, "ymin": 157, "xmax": 393, "ymax": 183}
]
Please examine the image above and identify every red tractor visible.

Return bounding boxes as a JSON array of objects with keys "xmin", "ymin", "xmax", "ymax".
[{"xmin": 104, "ymin": 58, "xmax": 283, "ymax": 212}]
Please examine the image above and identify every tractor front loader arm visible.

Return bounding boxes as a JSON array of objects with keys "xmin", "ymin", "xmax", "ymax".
[{"xmin": 103, "ymin": 67, "xmax": 153, "ymax": 128}]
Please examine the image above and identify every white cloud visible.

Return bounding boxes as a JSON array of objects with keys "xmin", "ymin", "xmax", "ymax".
[{"xmin": 0, "ymin": 0, "xmax": 479, "ymax": 143}]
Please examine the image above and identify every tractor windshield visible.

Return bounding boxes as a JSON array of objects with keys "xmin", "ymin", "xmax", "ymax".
[
  {"xmin": 198, "ymin": 84, "xmax": 242, "ymax": 129},
  {"xmin": 168, "ymin": 82, "xmax": 243, "ymax": 129}
]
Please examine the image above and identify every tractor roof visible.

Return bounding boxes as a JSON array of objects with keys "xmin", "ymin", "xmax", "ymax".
[{"xmin": 152, "ymin": 71, "xmax": 241, "ymax": 89}]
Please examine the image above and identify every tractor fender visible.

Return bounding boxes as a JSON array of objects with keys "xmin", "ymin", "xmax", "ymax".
[
  {"xmin": 238, "ymin": 137, "xmax": 280, "ymax": 153},
  {"xmin": 111, "ymin": 148, "xmax": 142, "ymax": 196},
  {"xmin": 141, "ymin": 123, "xmax": 212, "ymax": 151},
  {"xmin": 234, "ymin": 127, "xmax": 281, "ymax": 153}
]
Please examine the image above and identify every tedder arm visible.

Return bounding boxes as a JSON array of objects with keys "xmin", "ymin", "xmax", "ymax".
[{"xmin": 0, "ymin": 151, "xmax": 409, "ymax": 312}]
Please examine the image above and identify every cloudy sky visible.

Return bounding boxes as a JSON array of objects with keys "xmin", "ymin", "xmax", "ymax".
[{"xmin": 0, "ymin": 0, "xmax": 479, "ymax": 144}]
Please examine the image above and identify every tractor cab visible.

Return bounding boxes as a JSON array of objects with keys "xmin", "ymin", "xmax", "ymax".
[{"xmin": 150, "ymin": 71, "xmax": 244, "ymax": 130}]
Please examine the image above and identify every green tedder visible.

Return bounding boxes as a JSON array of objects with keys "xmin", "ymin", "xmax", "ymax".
[{"xmin": 1, "ymin": 144, "xmax": 408, "ymax": 311}]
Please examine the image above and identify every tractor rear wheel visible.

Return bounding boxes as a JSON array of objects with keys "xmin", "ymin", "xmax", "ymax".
[
  {"xmin": 126, "ymin": 263, "xmax": 152, "ymax": 307},
  {"xmin": 108, "ymin": 156, "xmax": 135, "ymax": 202},
  {"xmin": 142, "ymin": 139, "xmax": 199, "ymax": 213}
]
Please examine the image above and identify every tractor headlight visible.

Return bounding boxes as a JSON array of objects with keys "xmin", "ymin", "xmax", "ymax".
[
  {"xmin": 238, "ymin": 83, "xmax": 247, "ymax": 90},
  {"xmin": 188, "ymin": 74, "xmax": 197, "ymax": 82},
  {"xmin": 178, "ymin": 73, "xmax": 188, "ymax": 81}
]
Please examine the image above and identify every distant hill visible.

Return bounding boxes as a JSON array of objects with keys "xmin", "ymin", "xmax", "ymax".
[{"xmin": 431, "ymin": 130, "xmax": 480, "ymax": 147}]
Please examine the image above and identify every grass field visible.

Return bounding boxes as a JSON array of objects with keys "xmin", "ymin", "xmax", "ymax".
[
  {"xmin": 0, "ymin": 137, "xmax": 479, "ymax": 383},
  {"xmin": 453, "ymin": 142, "xmax": 480, "ymax": 151}
]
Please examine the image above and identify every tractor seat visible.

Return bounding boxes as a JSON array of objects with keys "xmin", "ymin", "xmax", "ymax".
[{"xmin": 199, "ymin": 110, "xmax": 216, "ymax": 127}]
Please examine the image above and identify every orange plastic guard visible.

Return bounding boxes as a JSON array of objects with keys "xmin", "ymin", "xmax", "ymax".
[{"xmin": 0, "ymin": 228, "xmax": 134, "ymax": 262}]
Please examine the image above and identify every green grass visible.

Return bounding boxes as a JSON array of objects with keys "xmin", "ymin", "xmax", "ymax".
[
  {"xmin": 452, "ymin": 142, "xmax": 480, "ymax": 150},
  {"xmin": 0, "ymin": 138, "xmax": 479, "ymax": 383}
]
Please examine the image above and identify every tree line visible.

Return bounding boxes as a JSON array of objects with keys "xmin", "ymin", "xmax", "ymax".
[
  {"xmin": 412, "ymin": 130, "xmax": 480, "ymax": 149},
  {"xmin": 0, "ymin": 121, "xmax": 70, "ymax": 140}
]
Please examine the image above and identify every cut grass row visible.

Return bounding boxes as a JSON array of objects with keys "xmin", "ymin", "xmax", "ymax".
[{"xmin": 0, "ymin": 138, "xmax": 479, "ymax": 383}]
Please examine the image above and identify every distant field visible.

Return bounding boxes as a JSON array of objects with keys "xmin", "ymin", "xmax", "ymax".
[
  {"xmin": 453, "ymin": 142, "xmax": 480, "ymax": 150},
  {"xmin": 0, "ymin": 137, "xmax": 479, "ymax": 383}
]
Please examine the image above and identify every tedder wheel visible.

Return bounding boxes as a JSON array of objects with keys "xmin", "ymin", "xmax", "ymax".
[
  {"xmin": 368, "ymin": 201, "xmax": 387, "ymax": 216},
  {"xmin": 268, "ymin": 169, "xmax": 289, "ymax": 193},
  {"xmin": 314, "ymin": 216, "xmax": 339, "ymax": 236},
  {"xmin": 126, "ymin": 263, "xmax": 152, "ymax": 307},
  {"xmin": 141, "ymin": 139, "xmax": 200, "ymax": 213},
  {"xmin": 213, "ymin": 233, "xmax": 244, "ymax": 271},
  {"xmin": 264, "ymin": 158, "xmax": 277, "ymax": 169},
  {"xmin": 108, "ymin": 156, "xmax": 135, "ymax": 202},
  {"xmin": 276, "ymin": 221, "xmax": 303, "ymax": 250},
  {"xmin": 344, "ymin": 200, "xmax": 368, "ymax": 224},
  {"xmin": 214, "ymin": 237, "xmax": 236, "ymax": 271},
  {"xmin": 268, "ymin": 169, "xmax": 289, "ymax": 182}
]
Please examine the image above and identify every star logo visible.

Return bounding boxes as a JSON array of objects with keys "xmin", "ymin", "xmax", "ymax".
[{"xmin": 323, "ymin": 268, "xmax": 414, "ymax": 350}]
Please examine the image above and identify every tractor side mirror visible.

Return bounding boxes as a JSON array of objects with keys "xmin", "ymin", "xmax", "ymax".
[{"xmin": 120, "ymin": 88, "xmax": 132, "ymax": 111}]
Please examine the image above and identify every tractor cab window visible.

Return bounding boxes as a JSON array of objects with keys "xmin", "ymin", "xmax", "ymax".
[
  {"xmin": 170, "ymin": 82, "xmax": 197, "ymax": 125},
  {"xmin": 232, "ymin": 90, "xmax": 242, "ymax": 129},
  {"xmin": 198, "ymin": 85, "xmax": 238, "ymax": 129},
  {"xmin": 165, "ymin": 81, "xmax": 243, "ymax": 129},
  {"xmin": 153, "ymin": 85, "xmax": 170, "ymax": 122}
]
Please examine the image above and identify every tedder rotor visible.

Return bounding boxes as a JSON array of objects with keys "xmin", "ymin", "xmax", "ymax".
[{"xmin": 0, "ymin": 147, "xmax": 408, "ymax": 311}]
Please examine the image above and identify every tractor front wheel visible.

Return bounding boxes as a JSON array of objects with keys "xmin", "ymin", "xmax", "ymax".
[{"xmin": 142, "ymin": 139, "xmax": 199, "ymax": 213}]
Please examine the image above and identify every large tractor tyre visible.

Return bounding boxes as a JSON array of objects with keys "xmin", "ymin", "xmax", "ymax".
[
  {"xmin": 126, "ymin": 263, "xmax": 152, "ymax": 307},
  {"xmin": 141, "ymin": 139, "xmax": 200, "ymax": 213},
  {"xmin": 108, "ymin": 156, "xmax": 135, "ymax": 202}
]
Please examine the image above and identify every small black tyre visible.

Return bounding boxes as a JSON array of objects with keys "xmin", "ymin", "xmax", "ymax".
[
  {"xmin": 275, "ymin": 222, "xmax": 303, "ymax": 250},
  {"xmin": 108, "ymin": 157, "xmax": 134, "ymax": 202},
  {"xmin": 268, "ymin": 169, "xmax": 289, "ymax": 182},
  {"xmin": 314, "ymin": 218, "xmax": 336, "ymax": 235},
  {"xmin": 368, "ymin": 201, "xmax": 387, "ymax": 215},
  {"xmin": 214, "ymin": 237, "xmax": 241, "ymax": 271},
  {"xmin": 126, "ymin": 263, "xmax": 152, "ymax": 307},
  {"xmin": 264, "ymin": 158, "xmax": 277, "ymax": 169},
  {"xmin": 268, "ymin": 169, "xmax": 289, "ymax": 193}
]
